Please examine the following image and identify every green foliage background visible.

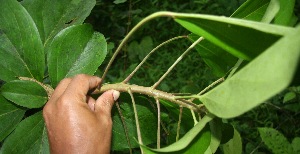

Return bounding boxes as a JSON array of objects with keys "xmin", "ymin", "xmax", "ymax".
[{"xmin": 87, "ymin": 0, "xmax": 300, "ymax": 153}]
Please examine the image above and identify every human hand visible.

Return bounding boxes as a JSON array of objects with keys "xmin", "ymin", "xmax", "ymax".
[{"xmin": 43, "ymin": 74, "xmax": 120, "ymax": 154}]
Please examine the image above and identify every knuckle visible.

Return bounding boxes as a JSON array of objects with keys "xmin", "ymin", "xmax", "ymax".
[{"xmin": 74, "ymin": 74, "xmax": 89, "ymax": 80}]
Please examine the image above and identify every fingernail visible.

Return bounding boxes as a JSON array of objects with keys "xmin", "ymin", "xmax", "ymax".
[{"xmin": 113, "ymin": 90, "xmax": 120, "ymax": 101}]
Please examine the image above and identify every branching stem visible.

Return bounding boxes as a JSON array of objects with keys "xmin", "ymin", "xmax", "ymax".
[
  {"xmin": 152, "ymin": 37, "xmax": 204, "ymax": 89},
  {"xmin": 123, "ymin": 36, "xmax": 187, "ymax": 83},
  {"xmin": 94, "ymin": 83, "xmax": 200, "ymax": 112}
]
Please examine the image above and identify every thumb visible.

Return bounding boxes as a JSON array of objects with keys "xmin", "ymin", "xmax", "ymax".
[{"xmin": 95, "ymin": 90, "xmax": 120, "ymax": 116}]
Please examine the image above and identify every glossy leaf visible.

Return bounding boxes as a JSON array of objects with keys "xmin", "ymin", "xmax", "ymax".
[
  {"xmin": 222, "ymin": 128, "xmax": 242, "ymax": 154},
  {"xmin": 199, "ymin": 26, "xmax": 300, "ymax": 118},
  {"xmin": 141, "ymin": 114, "xmax": 213, "ymax": 153},
  {"xmin": 231, "ymin": 0, "xmax": 270, "ymax": 21},
  {"xmin": 1, "ymin": 112, "xmax": 49, "ymax": 154},
  {"xmin": 0, "ymin": 0, "xmax": 44, "ymax": 82},
  {"xmin": 258, "ymin": 127, "xmax": 293, "ymax": 154},
  {"xmin": 1, "ymin": 80, "xmax": 48, "ymax": 109},
  {"xmin": 0, "ymin": 95, "xmax": 25, "ymax": 141},
  {"xmin": 111, "ymin": 94, "xmax": 157, "ymax": 151},
  {"xmin": 189, "ymin": 0, "xmax": 279, "ymax": 77},
  {"xmin": 47, "ymin": 24, "xmax": 107, "ymax": 87},
  {"xmin": 174, "ymin": 13, "xmax": 294, "ymax": 60},
  {"xmin": 21, "ymin": 0, "xmax": 96, "ymax": 45},
  {"xmin": 274, "ymin": 0, "xmax": 296, "ymax": 26}
]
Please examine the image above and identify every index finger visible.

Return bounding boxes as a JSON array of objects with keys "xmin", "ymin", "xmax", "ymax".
[{"xmin": 63, "ymin": 74, "xmax": 102, "ymax": 102}]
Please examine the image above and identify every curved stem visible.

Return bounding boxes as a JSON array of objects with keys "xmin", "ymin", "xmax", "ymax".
[
  {"xmin": 123, "ymin": 35, "xmax": 187, "ymax": 83},
  {"xmin": 151, "ymin": 37, "xmax": 204, "ymax": 89},
  {"xmin": 101, "ymin": 12, "xmax": 175, "ymax": 83},
  {"xmin": 94, "ymin": 83, "xmax": 200, "ymax": 112}
]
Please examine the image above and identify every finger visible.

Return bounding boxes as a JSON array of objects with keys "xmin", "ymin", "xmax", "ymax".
[
  {"xmin": 49, "ymin": 78, "xmax": 72, "ymax": 102},
  {"xmin": 63, "ymin": 74, "xmax": 101, "ymax": 102},
  {"xmin": 87, "ymin": 96, "xmax": 96, "ymax": 111},
  {"xmin": 95, "ymin": 90, "xmax": 120, "ymax": 116}
]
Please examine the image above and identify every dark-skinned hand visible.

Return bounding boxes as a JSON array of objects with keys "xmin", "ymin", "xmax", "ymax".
[{"xmin": 43, "ymin": 74, "xmax": 120, "ymax": 154}]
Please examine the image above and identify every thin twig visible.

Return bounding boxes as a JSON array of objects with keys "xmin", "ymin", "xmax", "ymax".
[
  {"xmin": 127, "ymin": 88, "xmax": 144, "ymax": 154},
  {"xmin": 189, "ymin": 77, "xmax": 224, "ymax": 102},
  {"xmin": 115, "ymin": 101, "xmax": 132, "ymax": 154},
  {"xmin": 152, "ymin": 37, "xmax": 204, "ymax": 89},
  {"xmin": 123, "ymin": 36, "xmax": 187, "ymax": 83},
  {"xmin": 176, "ymin": 106, "xmax": 183, "ymax": 141},
  {"xmin": 155, "ymin": 98, "xmax": 161, "ymax": 149},
  {"xmin": 227, "ymin": 58, "xmax": 243, "ymax": 79}
]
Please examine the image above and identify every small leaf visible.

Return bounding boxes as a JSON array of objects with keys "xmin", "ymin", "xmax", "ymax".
[
  {"xmin": 1, "ymin": 112, "xmax": 49, "ymax": 154},
  {"xmin": 113, "ymin": 0, "xmax": 127, "ymax": 4},
  {"xmin": 47, "ymin": 24, "xmax": 107, "ymax": 87},
  {"xmin": 141, "ymin": 114, "xmax": 214, "ymax": 153},
  {"xmin": 292, "ymin": 137, "xmax": 300, "ymax": 153},
  {"xmin": 199, "ymin": 25, "xmax": 300, "ymax": 118},
  {"xmin": 1, "ymin": 80, "xmax": 48, "ymax": 109},
  {"xmin": 0, "ymin": 95, "xmax": 25, "ymax": 141},
  {"xmin": 283, "ymin": 92, "xmax": 296, "ymax": 103},
  {"xmin": 21, "ymin": 0, "xmax": 96, "ymax": 45},
  {"xmin": 258, "ymin": 127, "xmax": 293, "ymax": 154},
  {"xmin": 0, "ymin": 0, "xmax": 44, "ymax": 82},
  {"xmin": 222, "ymin": 128, "xmax": 242, "ymax": 154}
]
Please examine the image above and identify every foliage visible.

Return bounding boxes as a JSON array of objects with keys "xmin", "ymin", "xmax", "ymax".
[{"xmin": 0, "ymin": 0, "xmax": 300, "ymax": 154}]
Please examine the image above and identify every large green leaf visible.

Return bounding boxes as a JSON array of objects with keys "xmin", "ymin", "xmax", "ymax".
[
  {"xmin": 199, "ymin": 26, "xmax": 300, "ymax": 118},
  {"xmin": 0, "ymin": 95, "xmax": 25, "ymax": 141},
  {"xmin": 21, "ymin": 0, "xmax": 96, "ymax": 45},
  {"xmin": 141, "ymin": 114, "xmax": 214, "ymax": 153},
  {"xmin": 274, "ymin": 0, "xmax": 296, "ymax": 26},
  {"xmin": 47, "ymin": 24, "xmax": 107, "ymax": 87},
  {"xmin": 1, "ymin": 112, "xmax": 49, "ymax": 154},
  {"xmin": 174, "ymin": 13, "xmax": 294, "ymax": 60},
  {"xmin": 258, "ymin": 127, "xmax": 293, "ymax": 154},
  {"xmin": 1, "ymin": 80, "xmax": 48, "ymax": 109},
  {"xmin": 189, "ymin": 0, "xmax": 279, "ymax": 77},
  {"xmin": 0, "ymin": 0, "xmax": 44, "ymax": 82},
  {"xmin": 111, "ymin": 94, "xmax": 157, "ymax": 151}
]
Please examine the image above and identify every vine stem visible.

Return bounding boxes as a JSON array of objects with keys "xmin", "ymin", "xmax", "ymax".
[
  {"xmin": 94, "ymin": 83, "xmax": 200, "ymax": 112},
  {"xmin": 128, "ymin": 88, "xmax": 144, "ymax": 154},
  {"xmin": 101, "ymin": 12, "xmax": 175, "ymax": 83},
  {"xmin": 123, "ymin": 35, "xmax": 187, "ymax": 83},
  {"xmin": 152, "ymin": 37, "xmax": 204, "ymax": 89},
  {"xmin": 155, "ymin": 98, "xmax": 161, "ymax": 149}
]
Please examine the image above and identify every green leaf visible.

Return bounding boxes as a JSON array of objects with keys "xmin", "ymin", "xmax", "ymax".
[
  {"xmin": 292, "ymin": 137, "xmax": 300, "ymax": 153},
  {"xmin": 142, "ymin": 114, "xmax": 214, "ymax": 153},
  {"xmin": 174, "ymin": 13, "xmax": 293, "ymax": 60},
  {"xmin": 205, "ymin": 118, "xmax": 223, "ymax": 153},
  {"xmin": 128, "ymin": 36, "xmax": 153, "ymax": 61},
  {"xmin": 274, "ymin": 0, "xmax": 296, "ymax": 26},
  {"xmin": 231, "ymin": 0, "xmax": 271, "ymax": 21},
  {"xmin": 47, "ymin": 24, "xmax": 107, "ymax": 87},
  {"xmin": 0, "ymin": 0, "xmax": 44, "ymax": 82},
  {"xmin": 21, "ymin": 0, "xmax": 96, "ymax": 45},
  {"xmin": 258, "ymin": 127, "xmax": 293, "ymax": 154},
  {"xmin": 199, "ymin": 25, "xmax": 300, "ymax": 118},
  {"xmin": 111, "ymin": 94, "xmax": 157, "ymax": 151},
  {"xmin": 0, "ymin": 95, "xmax": 25, "ymax": 141},
  {"xmin": 283, "ymin": 91, "xmax": 296, "ymax": 103},
  {"xmin": 222, "ymin": 127, "xmax": 242, "ymax": 154},
  {"xmin": 261, "ymin": 0, "xmax": 280, "ymax": 23},
  {"xmin": 1, "ymin": 80, "xmax": 48, "ymax": 109},
  {"xmin": 1, "ymin": 112, "xmax": 49, "ymax": 154},
  {"xmin": 189, "ymin": 34, "xmax": 237, "ymax": 77},
  {"xmin": 113, "ymin": 0, "xmax": 127, "ymax": 4}
]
